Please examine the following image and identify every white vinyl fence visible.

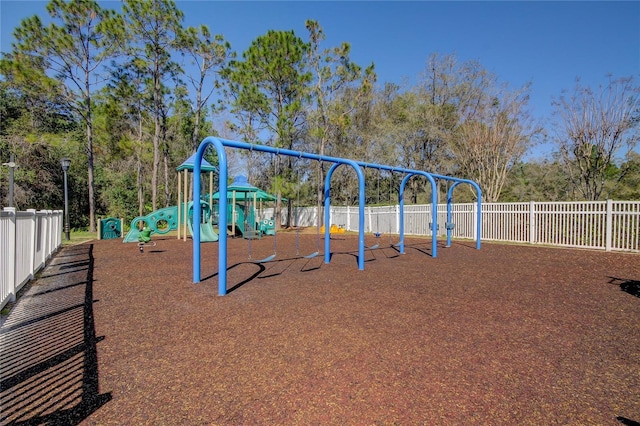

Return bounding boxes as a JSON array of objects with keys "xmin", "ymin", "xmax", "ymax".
[
  {"xmin": 1, "ymin": 208, "xmax": 63, "ymax": 310},
  {"xmin": 279, "ymin": 200, "xmax": 639, "ymax": 253}
]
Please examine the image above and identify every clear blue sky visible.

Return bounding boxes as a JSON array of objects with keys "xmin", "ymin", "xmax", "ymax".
[{"xmin": 2, "ymin": 1, "xmax": 639, "ymax": 157}]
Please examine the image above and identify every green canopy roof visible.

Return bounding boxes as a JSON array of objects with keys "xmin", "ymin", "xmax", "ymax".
[
  {"xmin": 176, "ymin": 153, "xmax": 218, "ymax": 172},
  {"xmin": 213, "ymin": 175, "xmax": 285, "ymax": 202}
]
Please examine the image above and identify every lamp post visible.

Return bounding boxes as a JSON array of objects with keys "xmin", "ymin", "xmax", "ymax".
[
  {"xmin": 61, "ymin": 158, "xmax": 71, "ymax": 241},
  {"xmin": 2, "ymin": 154, "xmax": 17, "ymax": 208}
]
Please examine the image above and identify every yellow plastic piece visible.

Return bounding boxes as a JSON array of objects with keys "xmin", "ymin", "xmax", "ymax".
[{"xmin": 320, "ymin": 224, "xmax": 346, "ymax": 234}]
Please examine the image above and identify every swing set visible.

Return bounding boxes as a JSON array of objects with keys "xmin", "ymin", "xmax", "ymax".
[{"xmin": 192, "ymin": 136, "xmax": 482, "ymax": 296}]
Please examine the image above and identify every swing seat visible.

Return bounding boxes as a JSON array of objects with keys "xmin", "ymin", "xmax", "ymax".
[
  {"xmin": 367, "ymin": 232, "xmax": 381, "ymax": 249},
  {"xmin": 303, "ymin": 251, "xmax": 319, "ymax": 259},
  {"xmin": 445, "ymin": 222, "xmax": 456, "ymax": 230},
  {"xmin": 251, "ymin": 254, "xmax": 276, "ymax": 263}
]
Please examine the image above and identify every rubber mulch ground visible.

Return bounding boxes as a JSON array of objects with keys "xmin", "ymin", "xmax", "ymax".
[{"xmin": 1, "ymin": 233, "xmax": 639, "ymax": 425}]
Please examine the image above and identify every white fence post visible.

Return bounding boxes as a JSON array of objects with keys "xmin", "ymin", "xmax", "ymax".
[
  {"xmin": 529, "ymin": 201, "xmax": 536, "ymax": 244},
  {"xmin": 395, "ymin": 204, "xmax": 400, "ymax": 234},
  {"xmin": 329, "ymin": 206, "xmax": 334, "ymax": 228},
  {"xmin": 605, "ymin": 199, "xmax": 613, "ymax": 252},
  {"xmin": 1, "ymin": 208, "xmax": 17, "ymax": 307},
  {"xmin": 472, "ymin": 203, "xmax": 478, "ymax": 240},
  {"xmin": 41, "ymin": 210, "xmax": 47, "ymax": 263},
  {"xmin": 45, "ymin": 210, "xmax": 53, "ymax": 261},
  {"xmin": 49, "ymin": 211, "xmax": 53, "ymax": 256},
  {"xmin": 27, "ymin": 209, "xmax": 37, "ymax": 279}
]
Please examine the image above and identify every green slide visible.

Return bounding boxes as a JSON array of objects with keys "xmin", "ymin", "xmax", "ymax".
[
  {"xmin": 187, "ymin": 201, "xmax": 218, "ymax": 242},
  {"xmin": 188, "ymin": 219, "xmax": 219, "ymax": 242}
]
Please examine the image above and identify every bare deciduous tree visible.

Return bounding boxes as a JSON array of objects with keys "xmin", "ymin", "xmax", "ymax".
[
  {"xmin": 553, "ymin": 76, "xmax": 640, "ymax": 200},
  {"xmin": 452, "ymin": 84, "xmax": 541, "ymax": 202}
]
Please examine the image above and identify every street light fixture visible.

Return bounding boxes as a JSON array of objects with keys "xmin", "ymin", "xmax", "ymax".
[
  {"xmin": 2, "ymin": 154, "xmax": 17, "ymax": 208},
  {"xmin": 61, "ymin": 158, "xmax": 71, "ymax": 241}
]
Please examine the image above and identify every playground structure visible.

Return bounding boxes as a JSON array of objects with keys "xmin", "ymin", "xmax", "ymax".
[
  {"xmin": 124, "ymin": 155, "xmax": 279, "ymax": 245},
  {"xmin": 213, "ymin": 175, "xmax": 279, "ymax": 239},
  {"xmin": 176, "ymin": 153, "xmax": 219, "ymax": 242},
  {"xmin": 124, "ymin": 153, "xmax": 218, "ymax": 244},
  {"xmin": 192, "ymin": 136, "xmax": 482, "ymax": 296},
  {"xmin": 123, "ymin": 205, "xmax": 180, "ymax": 243}
]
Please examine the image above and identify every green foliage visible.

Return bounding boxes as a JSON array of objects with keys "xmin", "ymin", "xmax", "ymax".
[
  {"xmin": 0, "ymin": 77, "xmax": 83, "ymax": 211},
  {"xmin": 122, "ymin": 0, "xmax": 185, "ymax": 211},
  {"xmin": 95, "ymin": 162, "xmax": 139, "ymax": 219},
  {"xmin": 2, "ymin": 1, "xmax": 639, "ymax": 225},
  {"xmin": 607, "ymin": 152, "xmax": 640, "ymax": 200},
  {"xmin": 2, "ymin": 0, "xmax": 125, "ymax": 231},
  {"xmin": 223, "ymin": 29, "xmax": 311, "ymax": 149},
  {"xmin": 178, "ymin": 24, "xmax": 233, "ymax": 152},
  {"xmin": 501, "ymin": 158, "xmax": 573, "ymax": 202}
]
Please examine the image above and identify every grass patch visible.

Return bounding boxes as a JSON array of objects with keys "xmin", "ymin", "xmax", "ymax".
[{"xmin": 62, "ymin": 230, "xmax": 96, "ymax": 246}]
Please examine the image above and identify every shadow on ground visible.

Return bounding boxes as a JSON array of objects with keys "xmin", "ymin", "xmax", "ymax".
[
  {"xmin": 609, "ymin": 276, "xmax": 640, "ymax": 298},
  {"xmin": 0, "ymin": 244, "xmax": 111, "ymax": 426},
  {"xmin": 617, "ymin": 416, "xmax": 640, "ymax": 426}
]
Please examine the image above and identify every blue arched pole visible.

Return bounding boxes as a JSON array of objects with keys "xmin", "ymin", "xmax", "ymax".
[
  {"xmin": 324, "ymin": 163, "xmax": 366, "ymax": 269},
  {"xmin": 192, "ymin": 137, "xmax": 227, "ymax": 295},
  {"xmin": 397, "ymin": 172, "xmax": 482, "ymax": 254},
  {"xmin": 193, "ymin": 137, "xmax": 366, "ymax": 295},
  {"xmin": 397, "ymin": 172, "xmax": 439, "ymax": 256},
  {"xmin": 323, "ymin": 161, "xmax": 441, "ymax": 260},
  {"xmin": 443, "ymin": 178, "xmax": 482, "ymax": 249}
]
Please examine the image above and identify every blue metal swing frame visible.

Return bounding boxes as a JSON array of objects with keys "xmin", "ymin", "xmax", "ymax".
[{"xmin": 192, "ymin": 136, "xmax": 482, "ymax": 296}]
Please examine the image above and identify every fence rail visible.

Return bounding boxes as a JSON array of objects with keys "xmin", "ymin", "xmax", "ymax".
[
  {"xmin": 2, "ymin": 201, "xmax": 637, "ymax": 309},
  {"xmin": 1, "ymin": 208, "xmax": 62, "ymax": 311},
  {"xmin": 281, "ymin": 200, "xmax": 639, "ymax": 253}
]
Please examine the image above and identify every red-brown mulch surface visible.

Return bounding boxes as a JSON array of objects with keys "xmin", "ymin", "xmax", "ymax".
[{"xmin": 1, "ymin": 232, "xmax": 639, "ymax": 425}]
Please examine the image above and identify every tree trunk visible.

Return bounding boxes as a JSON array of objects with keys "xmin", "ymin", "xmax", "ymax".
[
  {"xmin": 152, "ymin": 120, "xmax": 160, "ymax": 212},
  {"xmin": 152, "ymin": 66, "xmax": 161, "ymax": 211},
  {"xmin": 275, "ymin": 194, "xmax": 282, "ymax": 230},
  {"xmin": 137, "ymin": 153, "xmax": 144, "ymax": 217},
  {"xmin": 163, "ymin": 147, "xmax": 170, "ymax": 208},
  {"xmin": 316, "ymin": 142, "xmax": 326, "ymax": 228},
  {"xmin": 85, "ymin": 82, "xmax": 96, "ymax": 232},
  {"xmin": 162, "ymin": 113, "xmax": 170, "ymax": 207},
  {"xmin": 192, "ymin": 108, "xmax": 201, "ymax": 153},
  {"xmin": 192, "ymin": 77, "xmax": 203, "ymax": 153},
  {"xmin": 86, "ymin": 119, "xmax": 96, "ymax": 232}
]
